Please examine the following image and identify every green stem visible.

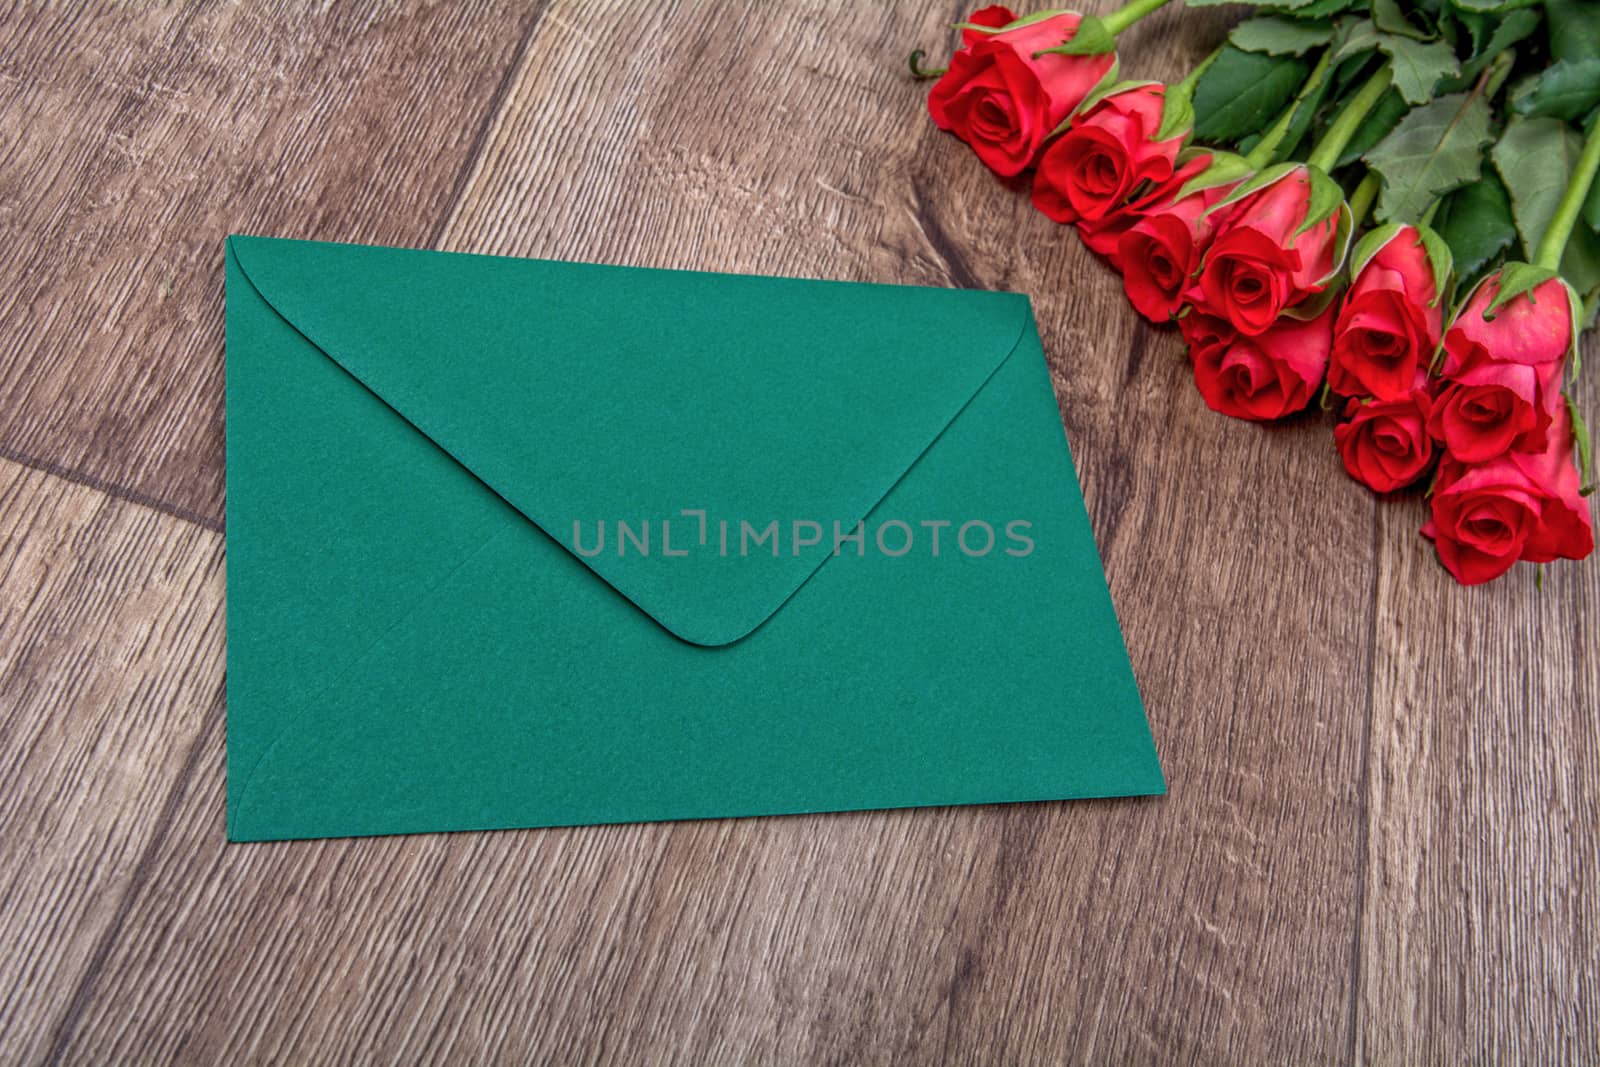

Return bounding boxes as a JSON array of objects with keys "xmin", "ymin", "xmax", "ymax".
[
  {"xmin": 1536, "ymin": 114, "xmax": 1600, "ymax": 270},
  {"xmin": 1306, "ymin": 66, "xmax": 1392, "ymax": 173},
  {"xmin": 1245, "ymin": 48, "xmax": 1333, "ymax": 170},
  {"xmin": 1102, "ymin": 0, "xmax": 1175, "ymax": 37},
  {"xmin": 908, "ymin": 49, "xmax": 946, "ymax": 79},
  {"xmin": 1348, "ymin": 171, "xmax": 1380, "ymax": 228}
]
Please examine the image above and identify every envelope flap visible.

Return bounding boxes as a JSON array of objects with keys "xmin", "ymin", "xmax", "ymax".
[{"xmin": 228, "ymin": 236, "xmax": 1030, "ymax": 646}]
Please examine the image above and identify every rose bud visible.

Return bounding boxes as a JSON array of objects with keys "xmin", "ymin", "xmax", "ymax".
[
  {"xmin": 928, "ymin": 8, "xmax": 1117, "ymax": 178},
  {"xmin": 1031, "ymin": 83, "xmax": 1183, "ymax": 225},
  {"xmin": 1078, "ymin": 150, "xmax": 1217, "ymax": 267},
  {"xmin": 1327, "ymin": 225, "xmax": 1445, "ymax": 401},
  {"xmin": 1190, "ymin": 164, "xmax": 1345, "ymax": 337},
  {"xmin": 1190, "ymin": 304, "xmax": 1333, "ymax": 421},
  {"xmin": 1423, "ymin": 405, "xmax": 1595, "ymax": 585},
  {"xmin": 1427, "ymin": 268, "xmax": 1576, "ymax": 463},
  {"xmin": 1333, "ymin": 374, "xmax": 1436, "ymax": 493},
  {"xmin": 1116, "ymin": 178, "xmax": 1239, "ymax": 323}
]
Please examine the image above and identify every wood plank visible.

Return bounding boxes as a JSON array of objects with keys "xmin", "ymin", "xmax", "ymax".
[
  {"xmin": 0, "ymin": 2, "xmax": 543, "ymax": 524},
  {"xmin": 0, "ymin": 458, "xmax": 224, "ymax": 1063},
  {"xmin": 47, "ymin": 2, "xmax": 1374, "ymax": 1062},
  {"xmin": 1357, "ymin": 359, "xmax": 1600, "ymax": 1064}
]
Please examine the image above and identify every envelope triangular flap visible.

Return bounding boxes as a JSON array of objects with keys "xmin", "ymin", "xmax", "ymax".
[{"xmin": 228, "ymin": 236, "xmax": 1030, "ymax": 646}]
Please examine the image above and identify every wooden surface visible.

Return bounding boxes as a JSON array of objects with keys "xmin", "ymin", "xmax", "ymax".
[{"xmin": 0, "ymin": 2, "xmax": 1595, "ymax": 1063}]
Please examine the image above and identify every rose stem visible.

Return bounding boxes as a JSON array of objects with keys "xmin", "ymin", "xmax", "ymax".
[
  {"xmin": 1101, "ymin": 0, "xmax": 1176, "ymax": 37},
  {"xmin": 1347, "ymin": 170, "xmax": 1380, "ymax": 228},
  {"xmin": 1535, "ymin": 115, "xmax": 1600, "ymax": 271},
  {"xmin": 1305, "ymin": 65, "xmax": 1393, "ymax": 173},
  {"xmin": 908, "ymin": 50, "xmax": 946, "ymax": 79},
  {"xmin": 1243, "ymin": 48, "xmax": 1334, "ymax": 170}
]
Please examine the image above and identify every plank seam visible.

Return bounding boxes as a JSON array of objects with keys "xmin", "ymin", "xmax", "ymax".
[
  {"xmin": 39, "ymin": 688, "xmax": 225, "ymax": 1066},
  {"xmin": 0, "ymin": 442, "xmax": 223, "ymax": 534},
  {"xmin": 427, "ymin": 1, "xmax": 552, "ymax": 249},
  {"xmin": 1347, "ymin": 502, "xmax": 1380, "ymax": 1066}
]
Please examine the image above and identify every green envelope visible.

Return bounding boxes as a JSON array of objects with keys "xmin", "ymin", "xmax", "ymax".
[{"xmin": 224, "ymin": 235, "xmax": 1162, "ymax": 842}]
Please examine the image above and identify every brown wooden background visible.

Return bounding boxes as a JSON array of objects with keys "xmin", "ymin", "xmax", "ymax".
[{"xmin": 2, "ymin": 2, "xmax": 1596, "ymax": 1063}]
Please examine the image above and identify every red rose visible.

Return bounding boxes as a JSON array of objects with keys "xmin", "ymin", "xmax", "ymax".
[
  {"xmin": 1327, "ymin": 226, "xmax": 1443, "ymax": 401},
  {"xmin": 1190, "ymin": 305, "xmax": 1332, "ymax": 421},
  {"xmin": 1333, "ymin": 375, "xmax": 1435, "ymax": 493},
  {"xmin": 1427, "ymin": 270, "xmax": 1574, "ymax": 463},
  {"xmin": 1190, "ymin": 166, "xmax": 1342, "ymax": 336},
  {"xmin": 1078, "ymin": 151, "xmax": 1216, "ymax": 266},
  {"xmin": 1423, "ymin": 406, "xmax": 1595, "ymax": 585},
  {"xmin": 1116, "ymin": 178, "xmax": 1237, "ymax": 323},
  {"xmin": 928, "ymin": 10, "xmax": 1117, "ymax": 178},
  {"xmin": 1427, "ymin": 360, "xmax": 1560, "ymax": 462},
  {"xmin": 1032, "ymin": 83, "xmax": 1183, "ymax": 224}
]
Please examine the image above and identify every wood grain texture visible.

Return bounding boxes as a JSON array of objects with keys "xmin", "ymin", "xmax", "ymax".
[
  {"xmin": 1357, "ymin": 360, "xmax": 1600, "ymax": 1065},
  {"xmin": 0, "ymin": 1, "xmax": 542, "ymax": 524},
  {"xmin": 0, "ymin": 0, "xmax": 1596, "ymax": 1063},
  {"xmin": 33, "ymin": 1, "xmax": 1369, "ymax": 1063},
  {"xmin": 0, "ymin": 457, "xmax": 223, "ymax": 1064}
]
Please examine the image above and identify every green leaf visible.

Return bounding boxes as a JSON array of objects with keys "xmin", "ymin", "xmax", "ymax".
[
  {"xmin": 1156, "ymin": 78, "xmax": 1197, "ymax": 142},
  {"xmin": 1263, "ymin": 0, "xmax": 1365, "ymax": 15},
  {"xmin": 1352, "ymin": 221, "xmax": 1455, "ymax": 303},
  {"xmin": 1468, "ymin": 7, "xmax": 1541, "ymax": 66},
  {"xmin": 1484, "ymin": 260, "xmax": 1558, "ymax": 316},
  {"xmin": 1044, "ymin": 61, "xmax": 1125, "ymax": 137},
  {"xmin": 1297, "ymin": 164, "xmax": 1347, "ymax": 234},
  {"xmin": 1270, "ymin": 57, "xmax": 1337, "ymax": 162},
  {"xmin": 1446, "ymin": 6, "xmax": 1493, "ymax": 52},
  {"xmin": 1431, "ymin": 171, "xmax": 1517, "ymax": 279},
  {"xmin": 1284, "ymin": 279, "xmax": 1346, "ymax": 319},
  {"xmin": 1416, "ymin": 222, "xmax": 1457, "ymax": 304},
  {"xmin": 1333, "ymin": 17, "xmax": 1383, "ymax": 60},
  {"xmin": 1374, "ymin": 0, "xmax": 1430, "ymax": 38},
  {"xmin": 1585, "ymin": 168, "xmax": 1600, "ymax": 232},
  {"xmin": 1546, "ymin": 0, "xmax": 1600, "ymax": 64},
  {"xmin": 1567, "ymin": 395, "xmax": 1596, "ymax": 491},
  {"xmin": 1175, "ymin": 150, "xmax": 1254, "ymax": 203},
  {"xmin": 1382, "ymin": 36, "xmax": 1461, "ymax": 104},
  {"xmin": 1075, "ymin": 78, "xmax": 1153, "ymax": 120},
  {"xmin": 1364, "ymin": 90, "xmax": 1494, "ymax": 224},
  {"xmin": 1035, "ymin": 14, "xmax": 1115, "ymax": 56},
  {"xmin": 1510, "ymin": 59, "xmax": 1600, "ymax": 121},
  {"xmin": 1349, "ymin": 221, "xmax": 1411, "ymax": 277},
  {"xmin": 1064, "ymin": 60, "xmax": 1125, "ymax": 129},
  {"xmin": 1493, "ymin": 115, "xmax": 1585, "ymax": 260},
  {"xmin": 1431, "ymin": 8, "xmax": 1539, "ymax": 91},
  {"xmin": 1192, "ymin": 45, "xmax": 1311, "ymax": 142},
  {"xmin": 1210, "ymin": 162, "xmax": 1301, "ymax": 214},
  {"xmin": 1187, "ymin": 0, "xmax": 1343, "ymax": 7},
  {"xmin": 1448, "ymin": 0, "xmax": 1542, "ymax": 11},
  {"xmin": 1230, "ymin": 15, "xmax": 1334, "ymax": 54},
  {"xmin": 954, "ymin": 9, "xmax": 1068, "ymax": 35},
  {"xmin": 1329, "ymin": 33, "xmax": 1382, "ymax": 97},
  {"xmin": 1333, "ymin": 17, "xmax": 1461, "ymax": 103},
  {"xmin": 1336, "ymin": 87, "xmax": 1409, "ymax": 165}
]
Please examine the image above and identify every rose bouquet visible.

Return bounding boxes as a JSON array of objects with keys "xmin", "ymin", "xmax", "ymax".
[{"xmin": 912, "ymin": 0, "xmax": 1599, "ymax": 586}]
